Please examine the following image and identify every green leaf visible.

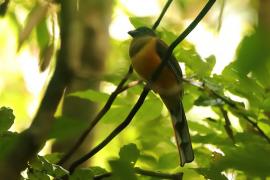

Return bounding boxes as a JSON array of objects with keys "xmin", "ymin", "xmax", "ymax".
[
  {"xmin": 262, "ymin": 96, "xmax": 270, "ymax": 111},
  {"xmin": 174, "ymin": 45, "xmax": 215, "ymax": 77},
  {"xmin": 109, "ymin": 159, "xmax": 137, "ymax": 180},
  {"xmin": 188, "ymin": 121, "xmax": 216, "ymax": 135},
  {"xmin": 135, "ymin": 95, "xmax": 163, "ymax": 122},
  {"xmin": 235, "ymin": 29, "xmax": 270, "ymax": 88},
  {"xmin": 138, "ymin": 154, "xmax": 158, "ymax": 167},
  {"xmin": 18, "ymin": 3, "xmax": 48, "ymax": 49},
  {"xmin": 119, "ymin": 143, "xmax": 140, "ymax": 164},
  {"xmin": 69, "ymin": 89, "xmax": 128, "ymax": 105},
  {"xmin": 101, "ymin": 106, "xmax": 130, "ymax": 124},
  {"xmin": 157, "ymin": 152, "xmax": 179, "ymax": 169},
  {"xmin": 69, "ymin": 89, "xmax": 109, "ymax": 103},
  {"xmin": 49, "ymin": 116, "xmax": 88, "ymax": 140},
  {"xmin": 44, "ymin": 153, "xmax": 63, "ymax": 164},
  {"xmin": 194, "ymin": 168, "xmax": 227, "ymax": 180},
  {"xmin": 29, "ymin": 155, "xmax": 68, "ymax": 178},
  {"xmin": 70, "ymin": 168, "xmax": 94, "ymax": 180},
  {"xmin": 194, "ymin": 95, "xmax": 224, "ymax": 106},
  {"xmin": 27, "ymin": 169, "xmax": 50, "ymax": 180},
  {"xmin": 0, "ymin": 106, "xmax": 15, "ymax": 132},
  {"xmin": 129, "ymin": 17, "xmax": 153, "ymax": 29},
  {"xmin": 88, "ymin": 166, "xmax": 107, "ymax": 176},
  {"xmin": 215, "ymin": 135, "xmax": 270, "ymax": 177},
  {"xmin": 36, "ymin": 18, "xmax": 49, "ymax": 50}
]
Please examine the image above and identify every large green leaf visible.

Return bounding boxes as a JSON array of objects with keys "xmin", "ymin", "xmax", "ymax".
[
  {"xmin": 119, "ymin": 143, "xmax": 140, "ymax": 165},
  {"xmin": 49, "ymin": 116, "xmax": 88, "ymax": 140},
  {"xmin": 109, "ymin": 159, "xmax": 137, "ymax": 180},
  {"xmin": 157, "ymin": 152, "xmax": 179, "ymax": 170},
  {"xmin": 174, "ymin": 45, "xmax": 216, "ymax": 78},
  {"xmin": 235, "ymin": 29, "xmax": 270, "ymax": 88},
  {"xmin": 28, "ymin": 155, "xmax": 68, "ymax": 179},
  {"xmin": 69, "ymin": 89, "xmax": 129, "ymax": 105}
]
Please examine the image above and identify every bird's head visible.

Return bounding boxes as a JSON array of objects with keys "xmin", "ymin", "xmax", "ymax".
[{"xmin": 128, "ymin": 26, "xmax": 156, "ymax": 38}]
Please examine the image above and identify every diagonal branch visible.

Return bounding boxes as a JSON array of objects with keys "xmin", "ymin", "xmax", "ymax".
[
  {"xmin": 152, "ymin": 0, "xmax": 173, "ymax": 30},
  {"xmin": 93, "ymin": 167, "xmax": 183, "ymax": 180},
  {"xmin": 220, "ymin": 107, "xmax": 235, "ymax": 143}
]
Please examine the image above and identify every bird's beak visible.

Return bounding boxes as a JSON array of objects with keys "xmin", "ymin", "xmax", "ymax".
[{"xmin": 128, "ymin": 30, "xmax": 136, "ymax": 37}]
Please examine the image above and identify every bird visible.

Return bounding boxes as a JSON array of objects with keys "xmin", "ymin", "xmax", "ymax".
[{"xmin": 128, "ymin": 26, "xmax": 194, "ymax": 166}]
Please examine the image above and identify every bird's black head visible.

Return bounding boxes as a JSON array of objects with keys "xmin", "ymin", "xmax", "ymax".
[{"xmin": 128, "ymin": 26, "xmax": 156, "ymax": 38}]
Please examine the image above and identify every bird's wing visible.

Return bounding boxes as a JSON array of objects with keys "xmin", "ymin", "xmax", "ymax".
[{"xmin": 155, "ymin": 38, "xmax": 183, "ymax": 82}]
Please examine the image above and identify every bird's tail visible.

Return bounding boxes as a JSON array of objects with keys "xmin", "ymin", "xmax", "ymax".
[{"xmin": 160, "ymin": 95, "xmax": 194, "ymax": 166}]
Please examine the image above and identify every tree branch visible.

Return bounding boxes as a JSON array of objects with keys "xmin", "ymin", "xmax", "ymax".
[
  {"xmin": 152, "ymin": 0, "xmax": 173, "ymax": 30},
  {"xmin": 93, "ymin": 167, "xmax": 183, "ymax": 180},
  {"xmin": 0, "ymin": 1, "xmax": 73, "ymax": 177},
  {"xmin": 220, "ymin": 107, "xmax": 235, "ymax": 143}
]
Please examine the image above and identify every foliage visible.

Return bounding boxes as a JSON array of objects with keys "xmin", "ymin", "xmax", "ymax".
[{"xmin": 1, "ymin": 0, "xmax": 270, "ymax": 179}]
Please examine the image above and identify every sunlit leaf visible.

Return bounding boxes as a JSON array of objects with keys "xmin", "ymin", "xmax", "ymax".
[
  {"xmin": 88, "ymin": 166, "xmax": 107, "ymax": 176},
  {"xmin": 135, "ymin": 95, "xmax": 163, "ymax": 122},
  {"xmin": 194, "ymin": 95, "xmax": 224, "ymax": 106},
  {"xmin": 49, "ymin": 116, "xmax": 88, "ymax": 140},
  {"xmin": 235, "ymin": 29, "xmax": 270, "ymax": 88},
  {"xmin": 129, "ymin": 17, "xmax": 153, "ymax": 29},
  {"xmin": 29, "ymin": 155, "xmax": 68, "ymax": 178},
  {"xmin": 157, "ymin": 152, "xmax": 179, "ymax": 169},
  {"xmin": 69, "ymin": 89, "xmax": 128, "ymax": 105},
  {"xmin": 119, "ymin": 143, "xmax": 140, "ymax": 165},
  {"xmin": 69, "ymin": 168, "xmax": 94, "ymax": 180},
  {"xmin": 174, "ymin": 46, "xmax": 215, "ymax": 77},
  {"xmin": 18, "ymin": 2, "xmax": 49, "ymax": 49},
  {"xmin": 44, "ymin": 153, "xmax": 63, "ymax": 164},
  {"xmin": 215, "ymin": 133, "xmax": 270, "ymax": 177},
  {"xmin": 101, "ymin": 106, "xmax": 130, "ymax": 123}
]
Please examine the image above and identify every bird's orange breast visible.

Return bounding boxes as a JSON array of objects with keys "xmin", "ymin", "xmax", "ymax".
[{"xmin": 131, "ymin": 38, "xmax": 180, "ymax": 95}]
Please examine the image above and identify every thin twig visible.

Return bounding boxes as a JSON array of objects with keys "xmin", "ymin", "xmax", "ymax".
[
  {"xmin": 239, "ymin": 114, "xmax": 270, "ymax": 143},
  {"xmin": 152, "ymin": 0, "xmax": 173, "ymax": 30},
  {"xmin": 93, "ymin": 167, "xmax": 183, "ymax": 180},
  {"xmin": 68, "ymin": 0, "xmax": 216, "ymax": 173},
  {"xmin": 118, "ymin": 80, "xmax": 142, "ymax": 93},
  {"xmin": 220, "ymin": 107, "xmax": 235, "ymax": 143},
  {"xmin": 135, "ymin": 167, "xmax": 183, "ymax": 180},
  {"xmin": 58, "ymin": 66, "xmax": 133, "ymax": 165}
]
